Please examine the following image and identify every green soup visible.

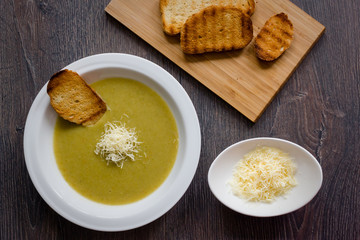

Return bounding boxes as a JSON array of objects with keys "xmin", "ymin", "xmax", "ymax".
[{"xmin": 54, "ymin": 78, "xmax": 178, "ymax": 205}]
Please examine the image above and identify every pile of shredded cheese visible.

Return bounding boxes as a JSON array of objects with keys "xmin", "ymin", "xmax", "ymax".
[
  {"xmin": 94, "ymin": 121, "xmax": 141, "ymax": 168},
  {"xmin": 228, "ymin": 146, "xmax": 297, "ymax": 202}
]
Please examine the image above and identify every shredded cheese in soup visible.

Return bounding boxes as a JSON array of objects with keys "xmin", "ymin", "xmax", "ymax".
[{"xmin": 95, "ymin": 121, "xmax": 141, "ymax": 168}]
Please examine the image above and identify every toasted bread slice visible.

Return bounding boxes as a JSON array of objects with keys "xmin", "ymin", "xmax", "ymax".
[
  {"xmin": 180, "ymin": 6, "xmax": 253, "ymax": 54},
  {"xmin": 254, "ymin": 13, "xmax": 294, "ymax": 61},
  {"xmin": 47, "ymin": 69, "xmax": 107, "ymax": 126},
  {"xmin": 160, "ymin": 0, "xmax": 255, "ymax": 35}
]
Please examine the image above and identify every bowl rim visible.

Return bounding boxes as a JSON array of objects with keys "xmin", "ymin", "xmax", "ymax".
[{"xmin": 23, "ymin": 53, "xmax": 201, "ymax": 231}]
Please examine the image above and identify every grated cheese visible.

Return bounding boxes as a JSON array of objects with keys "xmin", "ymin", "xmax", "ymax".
[
  {"xmin": 228, "ymin": 146, "xmax": 297, "ymax": 202},
  {"xmin": 94, "ymin": 121, "xmax": 141, "ymax": 168}
]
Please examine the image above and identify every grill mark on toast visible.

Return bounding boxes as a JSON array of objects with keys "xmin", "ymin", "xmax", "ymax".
[
  {"xmin": 241, "ymin": 15, "xmax": 245, "ymax": 39},
  {"xmin": 260, "ymin": 28, "xmax": 286, "ymax": 46},
  {"xmin": 280, "ymin": 29, "xmax": 292, "ymax": 38}
]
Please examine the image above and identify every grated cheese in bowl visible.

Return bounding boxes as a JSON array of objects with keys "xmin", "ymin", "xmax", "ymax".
[
  {"xmin": 228, "ymin": 146, "xmax": 297, "ymax": 202},
  {"xmin": 94, "ymin": 121, "xmax": 141, "ymax": 168}
]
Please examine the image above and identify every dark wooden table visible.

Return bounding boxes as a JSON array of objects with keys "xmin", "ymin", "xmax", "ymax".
[{"xmin": 1, "ymin": 0, "xmax": 359, "ymax": 239}]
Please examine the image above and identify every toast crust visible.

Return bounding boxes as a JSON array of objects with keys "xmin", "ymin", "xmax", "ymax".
[
  {"xmin": 180, "ymin": 6, "xmax": 253, "ymax": 54},
  {"xmin": 47, "ymin": 69, "xmax": 107, "ymax": 126},
  {"xmin": 160, "ymin": 0, "xmax": 255, "ymax": 35},
  {"xmin": 254, "ymin": 13, "xmax": 294, "ymax": 61}
]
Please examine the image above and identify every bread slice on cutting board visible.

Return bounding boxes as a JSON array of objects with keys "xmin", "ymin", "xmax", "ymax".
[
  {"xmin": 180, "ymin": 5, "xmax": 253, "ymax": 54},
  {"xmin": 254, "ymin": 13, "xmax": 294, "ymax": 61},
  {"xmin": 47, "ymin": 69, "xmax": 107, "ymax": 126},
  {"xmin": 160, "ymin": 0, "xmax": 255, "ymax": 35}
]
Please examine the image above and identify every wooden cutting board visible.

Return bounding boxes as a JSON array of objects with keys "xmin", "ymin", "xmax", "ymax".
[{"xmin": 105, "ymin": 0, "xmax": 325, "ymax": 122}]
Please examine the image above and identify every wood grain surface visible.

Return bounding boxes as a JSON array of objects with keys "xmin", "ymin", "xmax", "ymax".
[
  {"xmin": 105, "ymin": 0, "xmax": 325, "ymax": 122},
  {"xmin": 1, "ymin": 0, "xmax": 359, "ymax": 239}
]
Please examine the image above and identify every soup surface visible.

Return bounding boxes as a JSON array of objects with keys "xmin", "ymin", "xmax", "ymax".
[{"xmin": 54, "ymin": 78, "xmax": 179, "ymax": 205}]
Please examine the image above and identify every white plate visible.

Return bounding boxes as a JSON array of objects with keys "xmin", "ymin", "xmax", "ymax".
[
  {"xmin": 24, "ymin": 53, "xmax": 201, "ymax": 231},
  {"xmin": 208, "ymin": 137, "xmax": 322, "ymax": 217}
]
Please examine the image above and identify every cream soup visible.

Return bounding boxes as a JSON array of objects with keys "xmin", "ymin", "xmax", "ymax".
[{"xmin": 54, "ymin": 78, "xmax": 178, "ymax": 205}]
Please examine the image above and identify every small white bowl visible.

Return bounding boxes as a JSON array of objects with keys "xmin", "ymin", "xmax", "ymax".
[
  {"xmin": 208, "ymin": 137, "xmax": 322, "ymax": 217},
  {"xmin": 24, "ymin": 53, "xmax": 201, "ymax": 231}
]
